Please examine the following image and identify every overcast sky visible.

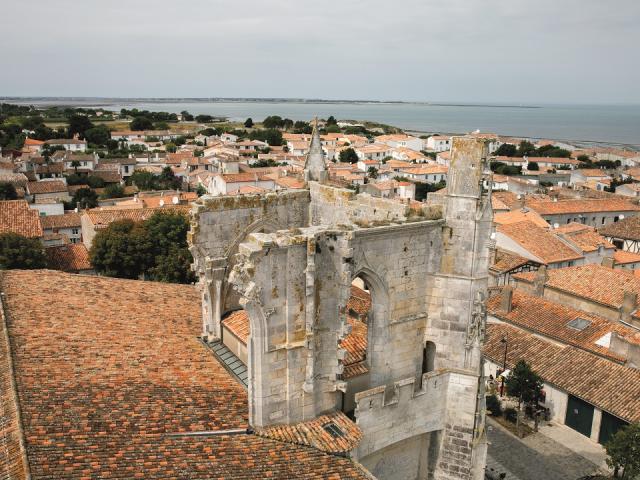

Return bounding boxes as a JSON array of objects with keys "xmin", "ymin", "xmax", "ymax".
[{"xmin": 1, "ymin": 0, "xmax": 639, "ymax": 104}]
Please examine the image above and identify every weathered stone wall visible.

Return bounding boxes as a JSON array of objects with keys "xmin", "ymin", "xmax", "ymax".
[
  {"xmin": 351, "ymin": 222, "xmax": 442, "ymax": 387},
  {"xmin": 189, "ymin": 190, "xmax": 309, "ymax": 340},
  {"xmin": 309, "ymin": 182, "xmax": 440, "ymax": 227},
  {"xmin": 354, "ymin": 372, "xmax": 448, "ymax": 459},
  {"xmin": 192, "ymin": 135, "xmax": 492, "ymax": 479}
]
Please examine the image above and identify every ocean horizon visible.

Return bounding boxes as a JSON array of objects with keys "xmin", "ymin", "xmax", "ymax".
[{"xmin": 3, "ymin": 97, "xmax": 639, "ymax": 147}]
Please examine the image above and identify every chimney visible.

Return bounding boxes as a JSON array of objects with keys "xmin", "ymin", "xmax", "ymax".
[
  {"xmin": 501, "ymin": 286, "xmax": 514, "ymax": 313},
  {"xmin": 602, "ymin": 256, "xmax": 615, "ymax": 268},
  {"xmin": 619, "ymin": 291, "xmax": 638, "ymax": 325},
  {"xmin": 533, "ymin": 265, "xmax": 548, "ymax": 296},
  {"xmin": 515, "ymin": 194, "xmax": 525, "ymax": 209}
]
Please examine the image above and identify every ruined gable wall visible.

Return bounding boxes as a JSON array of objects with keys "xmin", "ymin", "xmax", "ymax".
[
  {"xmin": 351, "ymin": 222, "xmax": 443, "ymax": 387},
  {"xmin": 189, "ymin": 190, "xmax": 310, "ymax": 340},
  {"xmin": 309, "ymin": 182, "xmax": 440, "ymax": 227},
  {"xmin": 189, "ymin": 190, "xmax": 309, "ymax": 261}
]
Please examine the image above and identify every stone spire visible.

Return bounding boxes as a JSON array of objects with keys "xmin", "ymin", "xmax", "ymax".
[{"xmin": 304, "ymin": 118, "xmax": 328, "ymax": 183}]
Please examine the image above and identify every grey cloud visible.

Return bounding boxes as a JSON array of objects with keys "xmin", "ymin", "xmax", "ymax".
[{"xmin": 0, "ymin": 0, "xmax": 638, "ymax": 103}]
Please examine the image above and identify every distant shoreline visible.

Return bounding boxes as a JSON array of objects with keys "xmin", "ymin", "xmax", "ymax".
[{"xmin": 0, "ymin": 96, "xmax": 541, "ymax": 109}]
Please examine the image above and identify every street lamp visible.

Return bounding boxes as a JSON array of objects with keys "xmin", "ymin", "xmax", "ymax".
[{"xmin": 500, "ymin": 335, "xmax": 508, "ymax": 397}]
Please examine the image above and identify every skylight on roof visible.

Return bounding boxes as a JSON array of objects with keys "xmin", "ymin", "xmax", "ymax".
[
  {"xmin": 567, "ymin": 317, "xmax": 592, "ymax": 331},
  {"xmin": 323, "ymin": 422, "xmax": 345, "ymax": 438}
]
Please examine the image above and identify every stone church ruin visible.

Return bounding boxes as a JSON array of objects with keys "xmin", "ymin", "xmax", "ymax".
[{"xmin": 189, "ymin": 127, "xmax": 493, "ymax": 480}]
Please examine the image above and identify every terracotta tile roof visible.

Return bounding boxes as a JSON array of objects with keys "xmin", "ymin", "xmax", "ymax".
[
  {"xmin": 493, "ymin": 208, "xmax": 549, "ymax": 228},
  {"xmin": 487, "ymin": 289, "xmax": 633, "ymax": 362},
  {"xmin": 45, "ymin": 138, "xmax": 86, "ymax": 145},
  {"xmin": 599, "ymin": 216, "xmax": 640, "ymax": 241},
  {"xmin": 222, "ymin": 310, "xmax": 250, "ymax": 343},
  {"xmin": 527, "ymin": 198, "xmax": 640, "ymax": 216},
  {"xmin": 555, "ymin": 225, "xmax": 614, "ymax": 253},
  {"xmin": 399, "ymin": 165, "xmax": 448, "ymax": 175},
  {"xmin": 497, "ymin": 221, "xmax": 583, "ymax": 264},
  {"xmin": 347, "ymin": 286, "xmax": 371, "ymax": 318},
  {"xmin": 490, "ymin": 249, "xmax": 538, "ymax": 274},
  {"xmin": 34, "ymin": 163, "xmax": 64, "ymax": 174},
  {"xmin": 84, "ymin": 205, "xmax": 189, "ymax": 228},
  {"xmin": 613, "ymin": 250, "xmax": 640, "ymax": 265},
  {"xmin": 255, "ymin": 411, "xmax": 362, "ymax": 454},
  {"xmin": 26, "ymin": 180, "xmax": 68, "ymax": 195},
  {"xmin": 91, "ymin": 170, "xmax": 122, "ymax": 183},
  {"xmin": 484, "ymin": 323, "xmax": 640, "ymax": 423},
  {"xmin": 45, "ymin": 244, "xmax": 92, "ymax": 272},
  {"xmin": 275, "ymin": 176, "xmax": 305, "ymax": 189},
  {"xmin": 0, "ymin": 270, "xmax": 369, "ymax": 479},
  {"xmin": 575, "ymin": 169, "xmax": 610, "ymax": 178},
  {"xmin": 40, "ymin": 212, "xmax": 81, "ymax": 230},
  {"xmin": 0, "ymin": 200, "xmax": 43, "ymax": 238},
  {"xmin": 514, "ymin": 264, "xmax": 640, "ymax": 314},
  {"xmin": 0, "ymin": 293, "xmax": 30, "ymax": 479},
  {"xmin": 492, "ymin": 191, "xmax": 520, "ymax": 210},
  {"xmin": 217, "ymin": 173, "xmax": 273, "ymax": 183},
  {"xmin": 23, "ymin": 138, "xmax": 44, "ymax": 146}
]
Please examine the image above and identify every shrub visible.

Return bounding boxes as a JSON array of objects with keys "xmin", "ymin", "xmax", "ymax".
[
  {"xmin": 503, "ymin": 407, "xmax": 518, "ymax": 423},
  {"xmin": 486, "ymin": 394, "xmax": 502, "ymax": 416}
]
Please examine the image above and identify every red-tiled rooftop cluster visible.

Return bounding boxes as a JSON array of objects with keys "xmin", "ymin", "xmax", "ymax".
[{"xmin": 0, "ymin": 270, "xmax": 369, "ymax": 479}]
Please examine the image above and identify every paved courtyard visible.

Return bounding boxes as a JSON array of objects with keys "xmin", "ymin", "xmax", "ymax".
[{"xmin": 486, "ymin": 418, "xmax": 608, "ymax": 480}]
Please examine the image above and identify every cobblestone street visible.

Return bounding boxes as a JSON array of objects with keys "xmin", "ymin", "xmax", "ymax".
[{"xmin": 486, "ymin": 418, "xmax": 608, "ymax": 480}]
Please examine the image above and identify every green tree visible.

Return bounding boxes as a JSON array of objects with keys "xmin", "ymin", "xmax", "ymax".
[
  {"xmin": 68, "ymin": 114, "xmax": 94, "ymax": 138},
  {"xmin": 0, "ymin": 182, "xmax": 17, "ymax": 200},
  {"xmin": 249, "ymin": 128, "xmax": 283, "ymax": 146},
  {"xmin": 89, "ymin": 220, "xmax": 153, "ymax": 279},
  {"xmin": 129, "ymin": 170, "xmax": 157, "ymax": 190},
  {"xmin": 102, "ymin": 183, "xmax": 125, "ymax": 199},
  {"xmin": 527, "ymin": 161, "xmax": 539, "ymax": 171},
  {"xmin": 130, "ymin": 116, "xmax": 154, "ymax": 131},
  {"xmin": 505, "ymin": 360, "xmax": 543, "ymax": 407},
  {"xmin": 196, "ymin": 184, "xmax": 207, "ymax": 197},
  {"xmin": 86, "ymin": 176, "xmax": 106, "ymax": 189},
  {"xmin": 326, "ymin": 115, "xmax": 338, "ymax": 126},
  {"xmin": 159, "ymin": 166, "xmax": 182, "ymax": 189},
  {"xmin": 517, "ymin": 140, "xmax": 537, "ymax": 157},
  {"xmin": 84, "ymin": 126, "xmax": 110, "ymax": 145},
  {"xmin": 149, "ymin": 245, "xmax": 195, "ymax": 283},
  {"xmin": 605, "ymin": 423, "xmax": 640, "ymax": 479},
  {"xmin": 71, "ymin": 160, "xmax": 80, "ymax": 173},
  {"xmin": 154, "ymin": 121, "xmax": 169, "ymax": 130},
  {"xmin": 325, "ymin": 124, "xmax": 341, "ymax": 133},
  {"xmin": 70, "ymin": 187, "xmax": 99, "ymax": 209},
  {"xmin": 0, "ymin": 233, "xmax": 47, "ymax": 269},
  {"xmin": 181, "ymin": 110, "xmax": 194, "ymax": 121},
  {"xmin": 367, "ymin": 166, "xmax": 379, "ymax": 179},
  {"xmin": 244, "ymin": 118, "xmax": 254, "ymax": 128},
  {"xmin": 339, "ymin": 148, "xmax": 359, "ymax": 164},
  {"xmin": 263, "ymin": 115, "xmax": 284, "ymax": 129},
  {"xmin": 145, "ymin": 212, "xmax": 195, "ymax": 283},
  {"xmin": 195, "ymin": 114, "xmax": 214, "ymax": 123},
  {"xmin": 494, "ymin": 143, "xmax": 517, "ymax": 157}
]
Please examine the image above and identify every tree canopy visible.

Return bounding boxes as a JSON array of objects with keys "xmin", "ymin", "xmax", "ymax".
[
  {"xmin": 130, "ymin": 116, "xmax": 154, "ymax": 131},
  {"xmin": 0, "ymin": 233, "xmax": 47, "ymax": 269},
  {"xmin": 67, "ymin": 114, "xmax": 94, "ymax": 139},
  {"xmin": 89, "ymin": 212, "xmax": 195, "ymax": 283},
  {"xmin": 339, "ymin": 148, "xmax": 359, "ymax": 164},
  {"xmin": 0, "ymin": 182, "xmax": 17, "ymax": 200},
  {"xmin": 244, "ymin": 118, "xmax": 254, "ymax": 128},
  {"xmin": 505, "ymin": 360, "xmax": 543, "ymax": 406},
  {"xmin": 605, "ymin": 422, "xmax": 640, "ymax": 479},
  {"xmin": 68, "ymin": 187, "xmax": 99, "ymax": 209}
]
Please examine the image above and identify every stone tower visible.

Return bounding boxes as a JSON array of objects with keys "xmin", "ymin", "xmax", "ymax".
[
  {"xmin": 304, "ymin": 118, "xmax": 328, "ymax": 183},
  {"xmin": 189, "ymin": 135, "xmax": 492, "ymax": 480}
]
